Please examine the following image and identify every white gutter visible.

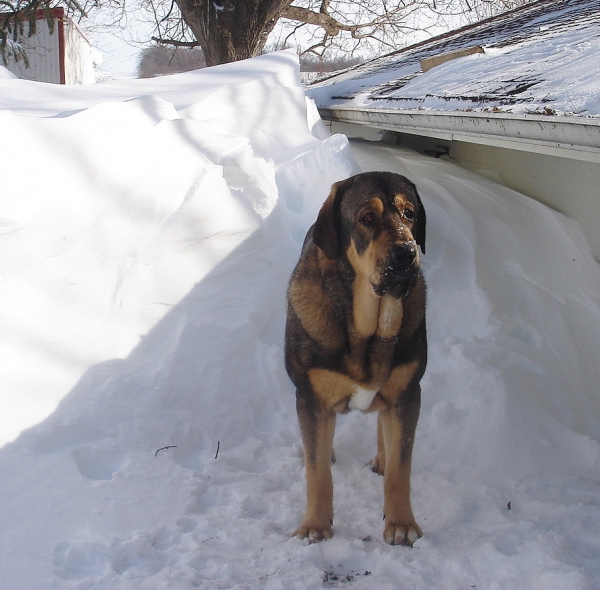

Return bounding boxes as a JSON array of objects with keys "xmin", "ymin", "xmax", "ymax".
[{"xmin": 318, "ymin": 107, "xmax": 600, "ymax": 163}]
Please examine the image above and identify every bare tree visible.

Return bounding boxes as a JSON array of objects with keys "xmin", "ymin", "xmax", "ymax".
[
  {"xmin": 147, "ymin": 0, "xmax": 534, "ymax": 66},
  {"xmin": 165, "ymin": 0, "xmax": 290, "ymax": 66}
]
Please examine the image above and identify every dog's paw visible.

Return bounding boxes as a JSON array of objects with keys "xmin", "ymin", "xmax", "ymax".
[
  {"xmin": 368, "ymin": 456, "xmax": 385, "ymax": 476},
  {"xmin": 383, "ymin": 521, "xmax": 423, "ymax": 547},
  {"xmin": 294, "ymin": 524, "xmax": 333, "ymax": 543}
]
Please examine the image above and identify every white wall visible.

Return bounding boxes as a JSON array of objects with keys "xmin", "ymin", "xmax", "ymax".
[
  {"xmin": 450, "ymin": 141, "xmax": 600, "ymax": 260},
  {"xmin": 63, "ymin": 19, "xmax": 95, "ymax": 85}
]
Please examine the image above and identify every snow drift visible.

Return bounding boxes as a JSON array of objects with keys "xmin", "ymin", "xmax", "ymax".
[{"xmin": 0, "ymin": 50, "xmax": 599, "ymax": 589}]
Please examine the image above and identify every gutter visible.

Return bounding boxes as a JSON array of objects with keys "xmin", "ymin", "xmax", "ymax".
[{"xmin": 318, "ymin": 107, "xmax": 600, "ymax": 163}]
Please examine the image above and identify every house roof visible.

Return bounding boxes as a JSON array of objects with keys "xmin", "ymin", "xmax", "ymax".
[{"xmin": 308, "ymin": 0, "xmax": 600, "ymax": 119}]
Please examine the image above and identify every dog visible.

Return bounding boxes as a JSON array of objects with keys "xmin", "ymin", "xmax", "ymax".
[{"xmin": 285, "ymin": 171, "xmax": 427, "ymax": 546}]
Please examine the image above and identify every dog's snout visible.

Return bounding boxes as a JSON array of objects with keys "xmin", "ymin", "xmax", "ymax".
[{"xmin": 391, "ymin": 242, "xmax": 417, "ymax": 268}]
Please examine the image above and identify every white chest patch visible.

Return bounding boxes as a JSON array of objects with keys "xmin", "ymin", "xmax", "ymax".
[{"xmin": 348, "ymin": 385, "xmax": 379, "ymax": 411}]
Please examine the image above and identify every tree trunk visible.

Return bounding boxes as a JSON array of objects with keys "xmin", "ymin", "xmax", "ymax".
[{"xmin": 174, "ymin": 0, "xmax": 293, "ymax": 66}]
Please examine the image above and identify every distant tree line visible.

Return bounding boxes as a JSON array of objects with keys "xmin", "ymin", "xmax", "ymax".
[
  {"xmin": 137, "ymin": 45, "xmax": 363, "ymax": 78},
  {"xmin": 137, "ymin": 46, "xmax": 206, "ymax": 78},
  {"xmin": 299, "ymin": 52, "xmax": 363, "ymax": 73}
]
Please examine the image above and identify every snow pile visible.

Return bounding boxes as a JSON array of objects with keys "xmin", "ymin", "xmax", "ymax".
[
  {"xmin": 0, "ymin": 65, "xmax": 18, "ymax": 79},
  {"xmin": 0, "ymin": 50, "xmax": 599, "ymax": 589}
]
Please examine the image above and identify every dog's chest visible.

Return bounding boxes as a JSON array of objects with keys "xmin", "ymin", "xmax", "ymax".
[
  {"xmin": 352, "ymin": 281, "xmax": 404, "ymax": 340},
  {"xmin": 348, "ymin": 385, "xmax": 379, "ymax": 411},
  {"xmin": 339, "ymin": 290, "xmax": 405, "ymax": 388}
]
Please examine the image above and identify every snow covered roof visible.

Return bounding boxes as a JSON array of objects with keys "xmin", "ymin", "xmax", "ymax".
[{"xmin": 308, "ymin": 0, "xmax": 600, "ymax": 118}]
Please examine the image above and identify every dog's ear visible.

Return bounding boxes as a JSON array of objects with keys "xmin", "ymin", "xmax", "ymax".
[
  {"xmin": 313, "ymin": 178, "xmax": 351, "ymax": 260},
  {"xmin": 411, "ymin": 185, "xmax": 426, "ymax": 255}
]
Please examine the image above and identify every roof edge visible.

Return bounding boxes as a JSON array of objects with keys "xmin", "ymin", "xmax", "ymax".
[{"xmin": 319, "ymin": 106, "xmax": 600, "ymax": 163}]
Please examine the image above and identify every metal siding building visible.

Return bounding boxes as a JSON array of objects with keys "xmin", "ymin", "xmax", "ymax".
[{"xmin": 3, "ymin": 7, "xmax": 95, "ymax": 84}]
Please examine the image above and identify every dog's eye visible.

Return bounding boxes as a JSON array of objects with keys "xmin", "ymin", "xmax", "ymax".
[
  {"xmin": 361, "ymin": 212, "xmax": 375, "ymax": 227},
  {"xmin": 403, "ymin": 208, "xmax": 415, "ymax": 222}
]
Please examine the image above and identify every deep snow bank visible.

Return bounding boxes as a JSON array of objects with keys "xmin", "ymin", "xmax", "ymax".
[
  {"xmin": 0, "ymin": 51, "xmax": 599, "ymax": 589},
  {"xmin": 351, "ymin": 140, "xmax": 600, "ymax": 473},
  {"xmin": 0, "ymin": 51, "xmax": 355, "ymax": 445}
]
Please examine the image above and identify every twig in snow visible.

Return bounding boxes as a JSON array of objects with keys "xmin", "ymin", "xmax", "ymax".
[
  {"xmin": 215, "ymin": 440, "xmax": 220, "ymax": 459},
  {"xmin": 258, "ymin": 570, "xmax": 280, "ymax": 582},
  {"xmin": 155, "ymin": 445, "xmax": 177, "ymax": 457}
]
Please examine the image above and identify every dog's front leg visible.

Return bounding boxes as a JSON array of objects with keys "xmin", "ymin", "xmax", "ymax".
[
  {"xmin": 294, "ymin": 393, "xmax": 336, "ymax": 543},
  {"xmin": 379, "ymin": 386, "xmax": 423, "ymax": 546}
]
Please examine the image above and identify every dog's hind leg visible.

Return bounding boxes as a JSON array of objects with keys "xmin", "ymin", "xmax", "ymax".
[
  {"xmin": 369, "ymin": 413, "xmax": 386, "ymax": 475},
  {"xmin": 294, "ymin": 394, "xmax": 336, "ymax": 543}
]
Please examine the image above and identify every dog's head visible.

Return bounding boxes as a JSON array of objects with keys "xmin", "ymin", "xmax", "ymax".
[{"xmin": 313, "ymin": 172, "xmax": 425, "ymax": 299}]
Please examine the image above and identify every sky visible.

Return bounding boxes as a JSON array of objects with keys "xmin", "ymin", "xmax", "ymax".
[
  {"xmin": 94, "ymin": 35, "xmax": 143, "ymax": 78},
  {"xmin": 85, "ymin": 14, "xmax": 153, "ymax": 78}
]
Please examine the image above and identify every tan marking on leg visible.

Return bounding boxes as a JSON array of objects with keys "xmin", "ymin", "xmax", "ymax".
[
  {"xmin": 295, "ymin": 411, "xmax": 336, "ymax": 543},
  {"xmin": 379, "ymin": 407, "xmax": 422, "ymax": 546},
  {"xmin": 379, "ymin": 361, "xmax": 419, "ymax": 406}
]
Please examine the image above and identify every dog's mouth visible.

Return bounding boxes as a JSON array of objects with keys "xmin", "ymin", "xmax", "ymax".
[
  {"xmin": 373, "ymin": 266, "xmax": 418, "ymax": 298},
  {"xmin": 372, "ymin": 243, "xmax": 420, "ymax": 298}
]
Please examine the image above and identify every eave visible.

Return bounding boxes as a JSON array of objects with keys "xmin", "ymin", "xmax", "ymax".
[{"xmin": 318, "ymin": 107, "xmax": 600, "ymax": 164}]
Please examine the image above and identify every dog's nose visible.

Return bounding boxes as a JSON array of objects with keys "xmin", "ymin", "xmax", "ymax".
[{"xmin": 391, "ymin": 243, "xmax": 417, "ymax": 268}]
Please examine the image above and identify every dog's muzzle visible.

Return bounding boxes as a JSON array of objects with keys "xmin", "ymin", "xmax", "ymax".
[{"xmin": 374, "ymin": 242, "xmax": 419, "ymax": 298}]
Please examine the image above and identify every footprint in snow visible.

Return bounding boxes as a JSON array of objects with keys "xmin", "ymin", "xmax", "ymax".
[{"xmin": 72, "ymin": 447, "xmax": 127, "ymax": 481}]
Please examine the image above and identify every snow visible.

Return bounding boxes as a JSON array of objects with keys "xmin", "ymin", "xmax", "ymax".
[
  {"xmin": 0, "ymin": 65, "xmax": 18, "ymax": 79},
  {"xmin": 1, "ymin": 49, "xmax": 599, "ymax": 588}
]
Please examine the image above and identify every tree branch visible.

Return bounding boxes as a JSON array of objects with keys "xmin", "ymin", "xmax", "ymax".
[
  {"xmin": 151, "ymin": 36, "xmax": 201, "ymax": 48},
  {"xmin": 282, "ymin": 5, "xmax": 340, "ymax": 35},
  {"xmin": 282, "ymin": 2, "xmax": 422, "ymax": 40}
]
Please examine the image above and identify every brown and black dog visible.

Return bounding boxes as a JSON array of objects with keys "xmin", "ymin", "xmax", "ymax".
[{"xmin": 285, "ymin": 171, "xmax": 426, "ymax": 546}]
